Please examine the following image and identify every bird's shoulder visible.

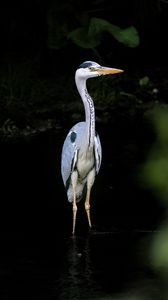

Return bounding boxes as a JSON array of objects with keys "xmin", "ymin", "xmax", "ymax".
[
  {"xmin": 64, "ymin": 122, "xmax": 86, "ymax": 146},
  {"xmin": 70, "ymin": 122, "xmax": 86, "ymax": 135}
]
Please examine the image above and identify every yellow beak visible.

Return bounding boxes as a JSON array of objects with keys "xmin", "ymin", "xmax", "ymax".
[{"xmin": 96, "ymin": 67, "xmax": 124, "ymax": 75}]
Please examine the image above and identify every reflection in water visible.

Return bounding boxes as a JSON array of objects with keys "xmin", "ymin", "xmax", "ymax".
[
  {"xmin": 56, "ymin": 236, "xmax": 102, "ymax": 300},
  {"xmin": 50, "ymin": 232, "xmax": 162, "ymax": 300}
]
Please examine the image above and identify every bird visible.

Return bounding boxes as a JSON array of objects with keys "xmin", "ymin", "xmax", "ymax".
[{"xmin": 61, "ymin": 61, "xmax": 123, "ymax": 235}]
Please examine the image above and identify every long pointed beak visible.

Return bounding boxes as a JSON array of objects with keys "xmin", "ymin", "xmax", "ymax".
[{"xmin": 96, "ymin": 67, "xmax": 124, "ymax": 75}]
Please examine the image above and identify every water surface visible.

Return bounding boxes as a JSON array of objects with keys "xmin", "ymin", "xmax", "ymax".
[{"xmin": 0, "ymin": 125, "xmax": 164, "ymax": 299}]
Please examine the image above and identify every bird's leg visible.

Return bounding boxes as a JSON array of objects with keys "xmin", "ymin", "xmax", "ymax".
[
  {"xmin": 85, "ymin": 188, "xmax": 92, "ymax": 228},
  {"xmin": 71, "ymin": 171, "xmax": 78, "ymax": 235},
  {"xmin": 72, "ymin": 190, "xmax": 77, "ymax": 235},
  {"xmin": 85, "ymin": 169, "xmax": 95, "ymax": 228}
]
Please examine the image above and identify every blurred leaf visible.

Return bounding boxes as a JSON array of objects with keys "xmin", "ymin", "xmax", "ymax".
[
  {"xmin": 143, "ymin": 107, "xmax": 168, "ymax": 278},
  {"xmin": 139, "ymin": 76, "xmax": 150, "ymax": 87},
  {"xmin": 143, "ymin": 108, "xmax": 168, "ymax": 204},
  {"xmin": 68, "ymin": 27, "xmax": 100, "ymax": 48},
  {"xmin": 69, "ymin": 17, "xmax": 140, "ymax": 49},
  {"xmin": 154, "ymin": 109, "xmax": 168, "ymax": 145},
  {"xmin": 151, "ymin": 226, "xmax": 168, "ymax": 270},
  {"xmin": 107, "ymin": 23, "xmax": 140, "ymax": 48},
  {"xmin": 144, "ymin": 157, "xmax": 168, "ymax": 202},
  {"xmin": 88, "ymin": 17, "xmax": 109, "ymax": 36}
]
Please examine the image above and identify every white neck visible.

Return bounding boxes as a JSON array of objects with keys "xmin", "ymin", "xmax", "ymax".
[{"xmin": 75, "ymin": 76, "xmax": 95, "ymax": 149}]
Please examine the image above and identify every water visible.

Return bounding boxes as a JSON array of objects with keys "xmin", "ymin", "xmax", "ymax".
[
  {"xmin": 0, "ymin": 230, "xmax": 162, "ymax": 299},
  {"xmin": 0, "ymin": 125, "xmax": 164, "ymax": 299}
]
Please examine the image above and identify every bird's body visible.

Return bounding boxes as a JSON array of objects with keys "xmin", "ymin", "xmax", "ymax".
[
  {"xmin": 61, "ymin": 121, "xmax": 101, "ymax": 203},
  {"xmin": 61, "ymin": 61, "xmax": 123, "ymax": 234}
]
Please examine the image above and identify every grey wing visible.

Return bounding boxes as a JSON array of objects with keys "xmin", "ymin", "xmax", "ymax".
[
  {"xmin": 61, "ymin": 122, "xmax": 85, "ymax": 187},
  {"xmin": 61, "ymin": 131, "xmax": 78, "ymax": 187},
  {"xmin": 94, "ymin": 133, "xmax": 102, "ymax": 174}
]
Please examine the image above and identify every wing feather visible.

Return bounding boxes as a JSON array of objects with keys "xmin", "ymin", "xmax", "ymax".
[
  {"xmin": 61, "ymin": 122, "xmax": 85, "ymax": 187},
  {"xmin": 94, "ymin": 133, "xmax": 102, "ymax": 174},
  {"xmin": 61, "ymin": 132, "xmax": 77, "ymax": 187}
]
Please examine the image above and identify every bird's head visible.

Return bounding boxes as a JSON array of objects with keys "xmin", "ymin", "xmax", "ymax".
[{"xmin": 75, "ymin": 61, "xmax": 123, "ymax": 80}]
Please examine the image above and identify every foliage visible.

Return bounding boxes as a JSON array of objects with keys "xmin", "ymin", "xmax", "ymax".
[
  {"xmin": 151, "ymin": 226, "xmax": 168, "ymax": 271},
  {"xmin": 143, "ymin": 107, "xmax": 168, "ymax": 203},
  {"xmin": 142, "ymin": 107, "xmax": 168, "ymax": 281},
  {"xmin": 47, "ymin": 2, "xmax": 140, "ymax": 51},
  {"xmin": 139, "ymin": 76, "xmax": 150, "ymax": 88},
  {"xmin": 68, "ymin": 18, "xmax": 139, "ymax": 49}
]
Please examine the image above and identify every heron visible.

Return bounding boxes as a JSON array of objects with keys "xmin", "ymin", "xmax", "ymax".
[{"xmin": 61, "ymin": 61, "xmax": 123, "ymax": 235}]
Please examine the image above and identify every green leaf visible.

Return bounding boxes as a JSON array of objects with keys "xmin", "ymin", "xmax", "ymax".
[
  {"xmin": 88, "ymin": 17, "xmax": 109, "ymax": 36},
  {"xmin": 90, "ymin": 18, "xmax": 140, "ymax": 48},
  {"xmin": 110, "ymin": 25, "xmax": 139, "ymax": 48},
  {"xmin": 69, "ymin": 18, "xmax": 140, "ymax": 49},
  {"xmin": 68, "ymin": 27, "xmax": 100, "ymax": 48},
  {"xmin": 139, "ymin": 76, "xmax": 150, "ymax": 87}
]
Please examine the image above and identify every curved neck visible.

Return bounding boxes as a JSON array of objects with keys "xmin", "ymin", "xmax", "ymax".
[{"xmin": 75, "ymin": 76, "xmax": 95, "ymax": 148}]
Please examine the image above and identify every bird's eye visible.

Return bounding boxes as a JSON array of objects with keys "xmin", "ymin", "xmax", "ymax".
[{"xmin": 89, "ymin": 67, "xmax": 95, "ymax": 71}]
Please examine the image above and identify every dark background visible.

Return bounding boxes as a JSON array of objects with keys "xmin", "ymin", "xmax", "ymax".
[
  {"xmin": 0, "ymin": 0, "xmax": 167, "ymax": 235},
  {"xmin": 1, "ymin": 1, "xmax": 168, "ymax": 299},
  {"xmin": 0, "ymin": 0, "xmax": 168, "ymax": 69}
]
